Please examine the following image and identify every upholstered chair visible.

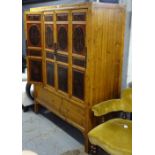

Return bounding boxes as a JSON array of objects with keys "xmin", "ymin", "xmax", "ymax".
[{"xmin": 88, "ymin": 88, "xmax": 132, "ymax": 155}]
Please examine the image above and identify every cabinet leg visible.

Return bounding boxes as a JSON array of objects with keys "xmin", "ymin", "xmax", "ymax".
[
  {"xmin": 83, "ymin": 133, "xmax": 91, "ymax": 154},
  {"xmin": 34, "ymin": 101, "xmax": 40, "ymax": 114}
]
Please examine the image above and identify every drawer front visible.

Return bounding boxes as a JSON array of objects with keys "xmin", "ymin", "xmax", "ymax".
[
  {"xmin": 35, "ymin": 86, "xmax": 86, "ymax": 130},
  {"xmin": 36, "ymin": 86, "xmax": 62, "ymax": 112},
  {"xmin": 61, "ymin": 99, "xmax": 85, "ymax": 128}
]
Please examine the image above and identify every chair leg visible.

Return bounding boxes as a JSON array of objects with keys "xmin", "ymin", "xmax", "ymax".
[{"xmin": 90, "ymin": 144, "xmax": 97, "ymax": 155}]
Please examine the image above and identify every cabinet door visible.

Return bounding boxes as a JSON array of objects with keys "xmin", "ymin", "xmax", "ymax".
[
  {"xmin": 71, "ymin": 10, "xmax": 87, "ymax": 101},
  {"xmin": 44, "ymin": 12, "xmax": 55, "ymax": 88},
  {"xmin": 25, "ymin": 13, "xmax": 43, "ymax": 84},
  {"xmin": 56, "ymin": 11, "xmax": 69, "ymax": 94}
]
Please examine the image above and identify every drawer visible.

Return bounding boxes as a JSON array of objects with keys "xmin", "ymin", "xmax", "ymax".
[
  {"xmin": 36, "ymin": 86, "xmax": 62, "ymax": 112},
  {"xmin": 61, "ymin": 99, "xmax": 85, "ymax": 128}
]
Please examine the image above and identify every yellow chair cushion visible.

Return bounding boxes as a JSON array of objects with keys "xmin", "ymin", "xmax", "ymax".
[
  {"xmin": 92, "ymin": 99, "xmax": 132, "ymax": 116},
  {"xmin": 88, "ymin": 118, "xmax": 132, "ymax": 155},
  {"xmin": 122, "ymin": 88, "xmax": 132, "ymax": 101}
]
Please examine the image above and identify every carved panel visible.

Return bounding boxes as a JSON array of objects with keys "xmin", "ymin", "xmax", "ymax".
[
  {"xmin": 45, "ymin": 24, "xmax": 54, "ymax": 49},
  {"xmin": 29, "ymin": 59, "xmax": 42, "ymax": 82},
  {"xmin": 56, "ymin": 54, "xmax": 68, "ymax": 63},
  {"xmin": 73, "ymin": 25, "xmax": 85, "ymax": 55},
  {"xmin": 73, "ymin": 12, "xmax": 86, "ymax": 21},
  {"xmin": 57, "ymin": 25, "xmax": 68, "ymax": 52},
  {"xmin": 73, "ymin": 57, "xmax": 85, "ymax": 67},
  {"xmin": 46, "ymin": 62, "xmax": 54, "ymax": 87},
  {"xmin": 27, "ymin": 14, "xmax": 41, "ymax": 21},
  {"xmin": 45, "ymin": 15, "xmax": 53, "ymax": 21},
  {"xmin": 58, "ymin": 65, "xmax": 68, "ymax": 93},
  {"xmin": 57, "ymin": 13, "xmax": 68, "ymax": 21},
  {"xmin": 27, "ymin": 50, "xmax": 42, "ymax": 57},
  {"xmin": 72, "ymin": 69, "xmax": 84, "ymax": 100},
  {"xmin": 46, "ymin": 52, "xmax": 54, "ymax": 59},
  {"xmin": 27, "ymin": 23, "xmax": 41, "ymax": 47}
]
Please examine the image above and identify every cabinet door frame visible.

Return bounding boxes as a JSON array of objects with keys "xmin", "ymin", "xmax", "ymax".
[
  {"xmin": 71, "ymin": 9, "xmax": 88, "ymax": 103},
  {"xmin": 25, "ymin": 11, "xmax": 44, "ymax": 84},
  {"xmin": 42, "ymin": 9, "xmax": 89, "ymax": 102},
  {"xmin": 55, "ymin": 10, "xmax": 70, "ymax": 96},
  {"xmin": 43, "ymin": 11, "xmax": 56, "ymax": 89}
]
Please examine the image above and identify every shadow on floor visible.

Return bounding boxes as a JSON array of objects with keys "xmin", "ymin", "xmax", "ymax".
[{"xmin": 33, "ymin": 105, "xmax": 84, "ymax": 145}]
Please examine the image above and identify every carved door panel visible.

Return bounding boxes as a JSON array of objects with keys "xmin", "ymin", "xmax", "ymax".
[
  {"xmin": 26, "ymin": 13, "xmax": 43, "ymax": 84},
  {"xmin": 57, "ymin": 24, "xmax": 68, "ymax": 53},
  {"xmin": 72, "ymin": 69, "xmax": 85, "ymax": 100},
  {"xmin": 28, "ymin": 59, "xmax": 43, "ymax": 82},
  {"xmin": 58, "ymin": 65, "xmax": 68, "ymax": 93},
  {"xmin": 72, "ymin": 24, "xmax": 86, "ymax": 56},
  {"xmin": 45, "ymin": 24, "xmax": 54, "ymax": 50},
  {"xmin": 27, "ymin": 23, "xmax": 41, "ymax": 47},
  {"xmin": 46, "ymin": 61, "xmax": 55, "ymax": 87}
]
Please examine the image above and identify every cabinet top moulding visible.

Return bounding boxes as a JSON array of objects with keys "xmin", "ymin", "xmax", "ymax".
[{"xmin": 29, "ymin": 2, "xmax": 125, "ymax": 12}]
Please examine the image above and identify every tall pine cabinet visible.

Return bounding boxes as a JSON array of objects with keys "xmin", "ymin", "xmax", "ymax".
[{"xmin": 24, "ymin": 2, "xmax": 126, "ymax": 152}]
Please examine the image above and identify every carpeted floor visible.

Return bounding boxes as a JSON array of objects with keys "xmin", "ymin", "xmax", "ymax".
[
  {"xmin": 22, "ymin": 82, "xmax": 88, "ymax": 155},
  {"xmin": 60, "ymin": 149, "xmax": 88, "ymax": 155}
]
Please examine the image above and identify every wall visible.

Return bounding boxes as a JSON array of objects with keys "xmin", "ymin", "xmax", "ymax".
[{"xmin": 119, "ymin": 0, "xmax": 132, "ymax": 88}]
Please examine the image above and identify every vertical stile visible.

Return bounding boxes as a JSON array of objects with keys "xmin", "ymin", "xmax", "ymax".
[
  {"xmin": 68, "ymin": 10, "xmax": 72, "ymax": 98},
  {"xmin": 42, "ymin": 12, "xmax": 46, "ymax": 86},
  {"xmin": 54, "ymin": 11, "xmax": 58, "ymax": 91}
]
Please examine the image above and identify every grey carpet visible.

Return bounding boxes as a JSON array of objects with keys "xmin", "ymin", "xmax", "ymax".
[
  {"xmin": 60, "ymin": 149, "xmax": 88, "ymax": 155},
  {"xmin": 22, "ymin": 82, "xmax": 86, "ymax": 155}
]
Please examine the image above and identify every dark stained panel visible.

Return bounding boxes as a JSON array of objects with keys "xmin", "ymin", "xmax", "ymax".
[
  {"xmin": 57, "ymin": 25, "xmax": 68, "ymax": 52},
  {"xmin": 56, "ymin": 54, "xmax": 68, "ymax": 63},
  {"xmin": 73, "ymin": 25, "xmax": 85, "ymax": 55},
  {"xmin": 28, "ymin": 24, "xmax": 41, "ymax": 47},
  {"xmin": 27, "ymin": 50, "xmax": 42, "ymax": 57},
  {"xmin": 29, "ymin": 59, "xmax": 42, "ymax": 82},
  {"xmin": 72, "ymin": 69, "xmax": 84, "ymax": 100},
  {"xmin": 27, "ymin": 14, "xmax": 41, "ymax": 21},
  {"xmin": 73, "ymin": 12, "xmax": 86, "ymax": 21},
  {"xmin": 46, "ymin": 62, "xmax": 54, "ymax": 87},
  {"xmin": 45, "ymin": 24, "xmax": 54, "ymax": 49},
  {"xmin": 45, "ymin": 15, "xmax": 53, "ymax": 21},
  {"xmin": 58, "ymin": 65, "xmax": 68, "ymax": 93},
  {"xmin": 57, "ymin": 13, "xmax": 68, "ymax": 21},
  {"xmin": 46, "ymin": 52, "xmax": 54, "ymax": 59},
  {"xmin": 72, "ymin": 58, "xmax": 85, "ymax": 67}
]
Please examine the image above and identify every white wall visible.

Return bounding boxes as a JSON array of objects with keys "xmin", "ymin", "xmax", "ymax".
[
  {"xmin": 119, "ymin": 0, "xmax": 132, "ymax": 88},
  {"xmin": 127, "ymin": 27, "xmax": 132, "ymax": 84}
]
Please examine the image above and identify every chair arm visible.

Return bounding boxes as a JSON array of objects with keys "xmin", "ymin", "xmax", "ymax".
[{"xmin": 92, "ymin": 99, "xmax": 132, "ymax": 117}]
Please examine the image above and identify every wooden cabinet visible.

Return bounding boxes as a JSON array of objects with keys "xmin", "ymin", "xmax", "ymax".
[{"xmin": 24, "ymin": 2, "xmax": 126, "ymax": 152}]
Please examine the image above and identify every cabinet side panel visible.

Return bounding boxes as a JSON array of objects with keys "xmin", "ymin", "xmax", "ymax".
[{"xmin": 91, "ymin": 6, "xmax": 126, "ymax": 104}]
